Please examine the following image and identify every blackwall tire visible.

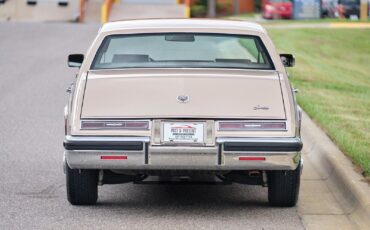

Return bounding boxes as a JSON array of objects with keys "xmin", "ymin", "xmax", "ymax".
[
  {"xmin": 267, "ymin": 162, "xmax": 301, "ymax": 207},
  {"xmin": 66, "ymin": 165, "xmax": 98, "ymax": 205}
]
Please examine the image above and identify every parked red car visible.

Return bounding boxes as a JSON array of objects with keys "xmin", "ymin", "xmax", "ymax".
[{"xmin": 262, "ymin": 0, "xmax": 293, "ymax": 19}]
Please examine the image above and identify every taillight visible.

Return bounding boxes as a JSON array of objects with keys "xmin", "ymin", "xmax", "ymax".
[
  {"xmin": 218, "ymin": 121, "xmax": 286, "ymax": 131},
  {"xmin": 81, "ymin": 120, "xmax": 149, "ymax": 130}
]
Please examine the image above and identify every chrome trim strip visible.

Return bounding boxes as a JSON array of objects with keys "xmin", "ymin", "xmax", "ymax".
[
  {"xmin": 65, "ymin": 135, "xmax": 150, "ymax": 143},
  {"xmin": 148, "ymin": 146, "xmax": 219, "ymax": 169},
  {"xmin": 66, "ymin": 150, "xmax": 146, "ymax": 169},
  {"xmin": 63, "ymin": 152, "xmax": 67, "ymax": 174},
  {"xmin": 221, "ymin": 152, "xmax": 300, "ymax": 170}
]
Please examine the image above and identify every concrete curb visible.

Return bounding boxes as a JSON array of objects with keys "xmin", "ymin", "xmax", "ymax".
[{"xmin": 301, "ymin": 112, "xmax": 370, "ymax": 229}]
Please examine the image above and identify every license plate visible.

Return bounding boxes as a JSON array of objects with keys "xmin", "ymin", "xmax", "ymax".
[{"xmin": 162, "ymin": 122, "xmax": 205, "ymax": 144}]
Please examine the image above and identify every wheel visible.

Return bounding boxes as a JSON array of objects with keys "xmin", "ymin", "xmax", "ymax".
[
  {"xmin": 66, "ymin": 165, "xmax": 98, "ymax": 205},
  {"xmin": 267, "ymin": 162, "xmax": 301, "ymax": 207}
]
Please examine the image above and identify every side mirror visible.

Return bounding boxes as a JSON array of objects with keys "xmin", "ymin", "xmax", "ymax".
[
  {"xmin": 68, "ymin": 54, "xmax": 84, "ymax": 68},
  {"xmin": 280, "ymin": 54, "xmax": 295, "ymax": 67}
]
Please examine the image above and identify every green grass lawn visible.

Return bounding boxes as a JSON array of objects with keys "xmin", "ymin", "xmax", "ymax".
[{"xmin": 268, "ymin": 28, "xmax": 370, "ymax": 178}]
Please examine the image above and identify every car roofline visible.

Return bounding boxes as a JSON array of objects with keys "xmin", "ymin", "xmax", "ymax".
[{"xmin": 100, "ymin": 18, "xmax": 267, "ymax": 35}]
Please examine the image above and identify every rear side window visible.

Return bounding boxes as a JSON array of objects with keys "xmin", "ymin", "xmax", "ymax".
[{"xmin": 91, "ymin": 33, "xmax": 274, "ymax": 70}]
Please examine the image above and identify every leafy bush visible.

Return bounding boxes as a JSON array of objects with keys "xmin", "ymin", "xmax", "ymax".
[
  {"xmin": 216, "ymin": 1, "xmax": 232, "ymax": 15},
  {"xmin": 191, "ymin": 4, "xmax": 207, "ymax": 17},
  {"xmin": 198, "ymin": 0, "xmax": 208, "ymax": 7},
  {"xmin": 193, "ymin": 0, "xmax": 232, "ymax": 16}
]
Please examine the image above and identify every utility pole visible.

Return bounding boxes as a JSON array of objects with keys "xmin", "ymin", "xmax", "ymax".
[
  {"xmin": 207, "ymin": 0, "xmax": 216, "ymax": 18},
  {"xmin": 233, "ymin": 0, "xmax": 240, "ymax": 15},
  {"xmin": 79, "ymin": 0, "xmax": 85, "ymax": 23},
  {"xmin": 101, "ymin": 0, "xmax": 114, "ymax": 24},
  {"xmin": 360, "ymin": 0, "xmax": 368, "ymax": 20},
  {"xmin": 185, "ymin": 0, "xmax": 191, "ymax": 18}
]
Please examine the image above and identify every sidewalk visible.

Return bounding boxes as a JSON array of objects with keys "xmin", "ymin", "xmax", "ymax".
[{"xmin": 299, "ymin": 113, "xmax": 370, "ymax": 230}]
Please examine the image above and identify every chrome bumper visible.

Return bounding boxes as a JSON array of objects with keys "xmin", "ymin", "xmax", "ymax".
[{"xmin": 64, "ymin": 136, "xmax": 302, "ymax": 171}]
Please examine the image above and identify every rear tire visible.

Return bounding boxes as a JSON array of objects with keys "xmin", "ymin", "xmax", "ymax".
[
  {"xmin": 66, "ymin": 165, "xmax": 98, "ymax": 205},
  {"xmin": 267, "ymin": 162, "xmax": 301, "ymax": 207}
]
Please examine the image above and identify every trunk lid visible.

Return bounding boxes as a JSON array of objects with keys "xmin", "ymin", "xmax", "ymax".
[{"xmin": 81, "ymin": 69, "xmax": 286, "ymax": 119}]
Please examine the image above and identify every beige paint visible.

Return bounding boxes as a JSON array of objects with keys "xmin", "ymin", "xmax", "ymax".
[
  {"xmin": 82, "ymin": 69, "xmax": 286, "ymax": 119},
  {"xmin": 68, "ymin": 19, "xmax": 298, "ymax": 138}
]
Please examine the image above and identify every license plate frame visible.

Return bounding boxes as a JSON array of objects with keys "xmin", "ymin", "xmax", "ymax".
[{"xmin": 161, "ymin": 121, "xmax": 206, "ymax": 145}]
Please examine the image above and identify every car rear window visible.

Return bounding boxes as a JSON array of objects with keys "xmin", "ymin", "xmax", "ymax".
[{"xmin": 91, "ymin": 33, "xmax": 274, "ymax": 70}]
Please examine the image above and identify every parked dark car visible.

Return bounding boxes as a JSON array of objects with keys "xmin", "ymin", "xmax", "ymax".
[{"xmin": 339, "ymin": 0, "xmax": 360, "ymax": 18}]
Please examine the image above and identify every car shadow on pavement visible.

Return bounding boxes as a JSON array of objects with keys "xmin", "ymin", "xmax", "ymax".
[
  {"xmin": 94, "ymin": 183, "xmax": 270, "ymax": 210},
  {"xmin": 61, "ymin": 182, "xmax": 302, "ymax": 230}
]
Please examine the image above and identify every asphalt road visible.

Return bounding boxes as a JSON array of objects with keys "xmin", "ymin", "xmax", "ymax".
[{"xmin": 0, "ymin": 22, "xmax": 305, "ymax": 230}]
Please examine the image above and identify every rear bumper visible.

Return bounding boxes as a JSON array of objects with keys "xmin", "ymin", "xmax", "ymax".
[{"xmin": 64, "ymin": 136, "xmax": 302, "ymax": 171}]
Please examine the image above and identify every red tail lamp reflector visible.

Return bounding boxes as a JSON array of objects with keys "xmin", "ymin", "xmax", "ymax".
[
  {"xmin": 101, "ymin": 156, "xmax": 128, "ymax": 160},
  {"xmin": 218, "ymin": 121, "xmax": 286, "ymax": 131},
  {"xmin": 81, "ymin": 120, "xmax": 149, "ymax": 130},
  {"xmin": 239, "ymin": 157, "xmax": 266, "ymax": 161}
]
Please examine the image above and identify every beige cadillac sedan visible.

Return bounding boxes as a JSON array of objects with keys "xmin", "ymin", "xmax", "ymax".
[{"xmin": 64, "ymin": 19, "xmax": 302, "ymax": 206}]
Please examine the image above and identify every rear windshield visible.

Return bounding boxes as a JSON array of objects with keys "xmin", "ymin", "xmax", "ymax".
[{"xmin": 91, "ymin": 33, "xmax": 274, "ymax": 70}]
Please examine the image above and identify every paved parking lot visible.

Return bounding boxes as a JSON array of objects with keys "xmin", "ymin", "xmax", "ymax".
[{"xmin": 0, "ymin": 22, "xmax": 306, "ymax": 230}]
